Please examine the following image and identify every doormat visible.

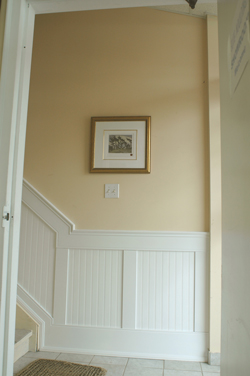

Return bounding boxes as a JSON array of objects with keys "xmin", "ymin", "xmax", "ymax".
[{"xmin": 16, "ymin": 358, "xmax": 107, "ymax": 376}]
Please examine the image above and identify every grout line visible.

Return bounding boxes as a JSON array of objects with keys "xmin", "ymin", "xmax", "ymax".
[
  {"xmin": 123, "ymin": 357, "xmax": 129, "ymax": 370},
  {"xmin": 200, "ymin": 361, "xmax": 203, "ymax": 376},
  {"xmin": 15, "ymin": 353, "xmax": 221, "ymax": 376},
  {"xmin": 121, "ymin": 360, "xmax": 127, "ymax": 376},
  {"xmin": 199, "ymin": 361, "xmax": 203, "ymax": 376}
]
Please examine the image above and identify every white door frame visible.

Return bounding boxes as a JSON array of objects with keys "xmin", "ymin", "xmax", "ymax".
[
  {"xmin": 0, "ymin": 0, "xmax": 218, "ymax": 375},
  {"xmin": 0, "ymin": 0, "xmax": 35, "ymax": 374}
]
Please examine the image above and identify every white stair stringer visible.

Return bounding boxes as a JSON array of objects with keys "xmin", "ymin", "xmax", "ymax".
[{"xmin": 16, "ymin": 286, "xmax": 51, "ymax": 351}]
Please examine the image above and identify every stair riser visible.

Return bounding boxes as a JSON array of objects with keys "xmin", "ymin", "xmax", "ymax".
[{"xmin": 14, "ymin": 339, "xmax": 30, "ymax": 363}]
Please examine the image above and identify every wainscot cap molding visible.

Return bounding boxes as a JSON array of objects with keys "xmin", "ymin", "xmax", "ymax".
[
  {"xmin": 23, "ymin": 179, "xmax": 75, "ymax": 231},
  {"xmin": 22, "ymin": 179, "xmax": 209, "ymax": 252}
]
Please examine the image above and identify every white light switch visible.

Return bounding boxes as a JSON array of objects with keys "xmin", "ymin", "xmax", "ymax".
[{"xmin": 105, "ymin": 184, "xmax": 119, "ymax": 198}]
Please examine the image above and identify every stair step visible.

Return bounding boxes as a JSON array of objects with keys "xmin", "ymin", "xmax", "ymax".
[{"xmin": 14, "ymin": 329, "xmax": 32, "ymax": 363}]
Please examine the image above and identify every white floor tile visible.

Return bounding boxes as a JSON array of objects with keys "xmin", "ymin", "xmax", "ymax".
[
  {"xmin": 13, "ymin": 357, "xmax": 35, "ymax": 374},
  {"xmin": 91, "ymin": 355, "xmax": 128, "ymax": 365},
  {"xmin": 125, "ymin": 367, "xmax": 163, "ymax": 376},
  {"xmin": 127, "ymin": 358, "xmax": 164, "ymax": 369},
  {"xmin": 94, "ymin": 364, "xmax": 125, "ymax": 376},
  {"xmin": 164, "ymin": 361, "xmax": 201, "ymax": 371},
  {"xmin": 201, "ymin": 363, "xmax": 220, "ymax": 373},
  {"xmin": 56, "ymin": 352, "xmax": 94, "ymax": 363},
  {"xmin": 164, "ymin": 371, "xmax": 202, "ymax": 376},
  {"xmin": 14, "ymin": 352, "xmax": 221, "ymax": 376},
  {"xmin": 23, "ymin": 351, "xmax": 60, "ymax": 359}
]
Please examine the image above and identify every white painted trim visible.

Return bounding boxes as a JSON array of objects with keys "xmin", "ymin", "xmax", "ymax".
[
  {"xmin": 206, "ymin": 14, "xmax": 222, "ymax": 355},
  {"xmin": 0, "ymin": 2, "xmax": 35, "ymax": 375},
  {"xmin": 17, "ymin": 285, "xmax": 53, "ymax": 321},
  {"xmin": 22, "ymin": 180, "xmax": 210, "ymax": 252},
  {"xmin": 17, "ymin": 285, "xmax": 53, "ymax": 350},
  {"xmin": 194, "ymin": 251, "xmax": 209, "ymax": 332},
  {"xmin": 42, "ymin": 326, "xmax": 208, "ymax": 361},
  {"xmin": 23, "ymin": 179, "xmax": 74, "ymax": 231},
  {"xmin": 53, "ymin": 249, "xmax": 69, "ymax": 325},
  {"xmin": 16, "ymin": 302, "xmax": 41, "ymax": 332},
  {"xmin": 122, "ymin": 251, "xmax": 137, "ymax": 329}
]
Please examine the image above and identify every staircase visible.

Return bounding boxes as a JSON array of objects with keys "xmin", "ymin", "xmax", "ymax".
[
  {"xmin": 14, "ymin": 303, "xmax": 39, "ymax": 362},
  {"xmin": 14, "ymin": 329, "xmax": 32, "ymax": 362}
]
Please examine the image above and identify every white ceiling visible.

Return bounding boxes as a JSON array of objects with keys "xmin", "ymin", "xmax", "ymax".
[
  {"xmin": 30, "ymin": 0, "xmax": 217, "ymax": 15},
  {"xmin": 150, "ymin": 3, "xmax": 217, "ymax": 18}
]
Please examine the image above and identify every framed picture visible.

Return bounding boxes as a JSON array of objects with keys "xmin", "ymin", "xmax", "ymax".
[{"xmin": 90, "ymin": 116, "xmax": 151, "ymax": 173}]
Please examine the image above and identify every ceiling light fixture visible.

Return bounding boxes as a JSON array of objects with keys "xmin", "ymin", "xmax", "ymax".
[{"xmin": 185, "ymin": 0, "xmax": 198, "ymax": 9}]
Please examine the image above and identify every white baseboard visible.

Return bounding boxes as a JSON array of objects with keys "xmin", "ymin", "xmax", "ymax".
[
  {"xmin": 208, "ymin": 351, "xmax": 221, "ymax": 365},
  {"xmin": 42, "ymin": 325, "xmax": 208, "ymax": 362}
]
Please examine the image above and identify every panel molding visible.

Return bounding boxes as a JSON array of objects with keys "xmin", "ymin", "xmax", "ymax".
[
  {"xmin": 136, "ymin": 251, "xmax": 195, "ymax": 331},
  {"xmin": 53, "ymin": 248, "xmax": 69, "ymax": 325},
  {"xmin": 122, "ymin": 251, "xmax": 137, "ymax": 329},
  {"xmin": 66, "ymin": 249, "xmax": 123, "ymax": 328}
]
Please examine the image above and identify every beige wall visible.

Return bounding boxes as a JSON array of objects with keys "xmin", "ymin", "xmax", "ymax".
[{"xmin": 24, "ymin": 8, "xmax": 209, "ymax": 231}]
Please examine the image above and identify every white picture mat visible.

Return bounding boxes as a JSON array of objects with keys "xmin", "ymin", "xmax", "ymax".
[
  {"xmin": 94, "ymin": 121, "xmax": 146, "ymax": 169},
  {"xmin": 103, "ymin": 130, "xmax": 137, "ymax": 160}
]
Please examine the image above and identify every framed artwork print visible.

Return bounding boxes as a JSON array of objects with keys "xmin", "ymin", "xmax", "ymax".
[{"xmin": 90, "ymin": 116, "xmax": 151, "ymax": 173}]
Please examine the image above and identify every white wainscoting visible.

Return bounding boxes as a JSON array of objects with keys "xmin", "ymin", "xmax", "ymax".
[
  {"xmin": 17, "ymin": 180, "xmax": 209, "ymax": 361},
  {"xmin": 66, "ymin": 249, "xmax": 123, "ymax": 328},
  {"xmin": 18, "ymin": 203, "xmax": 56, "ymax": 316},
  {"xmin": 136, "ymin": 251, "xmax": 195, "ymax": 332}
]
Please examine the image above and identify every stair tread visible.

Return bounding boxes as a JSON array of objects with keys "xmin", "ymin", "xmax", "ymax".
[{"xmin": 15, "ymin": 329, "xmax": 32, "ymax": 344}]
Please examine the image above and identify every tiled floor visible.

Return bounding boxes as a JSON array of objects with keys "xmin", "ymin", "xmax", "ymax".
[{"xmin": 14, "ymin": 352, "xmax": 220, "ymax": 376}]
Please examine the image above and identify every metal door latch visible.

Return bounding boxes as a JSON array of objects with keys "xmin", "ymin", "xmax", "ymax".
[
  {"xmin": 2, "ymin": 206, "xmax": 10, "ymax": 228},
  {"xmin": 2, "ymin": 212, "xmax": 10, "ymax": 221}
]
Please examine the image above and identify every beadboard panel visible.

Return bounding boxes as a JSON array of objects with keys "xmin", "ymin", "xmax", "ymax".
[
  {"xmin": 136, "ymin": 251, "xmax": 194, "ymax": 331},
  {"xmin": 18, "ymin": 203, "xmax": 56, "ymax": 316},
  {"xmin": 66, "ymin": 249, "xmax": 123, "ymax": 328}
]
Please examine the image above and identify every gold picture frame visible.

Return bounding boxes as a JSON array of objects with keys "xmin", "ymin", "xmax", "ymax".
[{"xmin": 90, "ymin": 116, "xmax": 151, "ymax": 173}]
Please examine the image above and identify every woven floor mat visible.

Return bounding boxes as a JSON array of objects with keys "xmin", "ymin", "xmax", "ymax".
[{"xmin": 16, "ymin": 358, "xmax": 107, "ymax": 376}]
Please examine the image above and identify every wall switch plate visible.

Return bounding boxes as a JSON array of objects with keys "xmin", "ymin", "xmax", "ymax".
[{"xmin": 105, "ymin": 184, "xmax": 119, "ymax": 198}]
